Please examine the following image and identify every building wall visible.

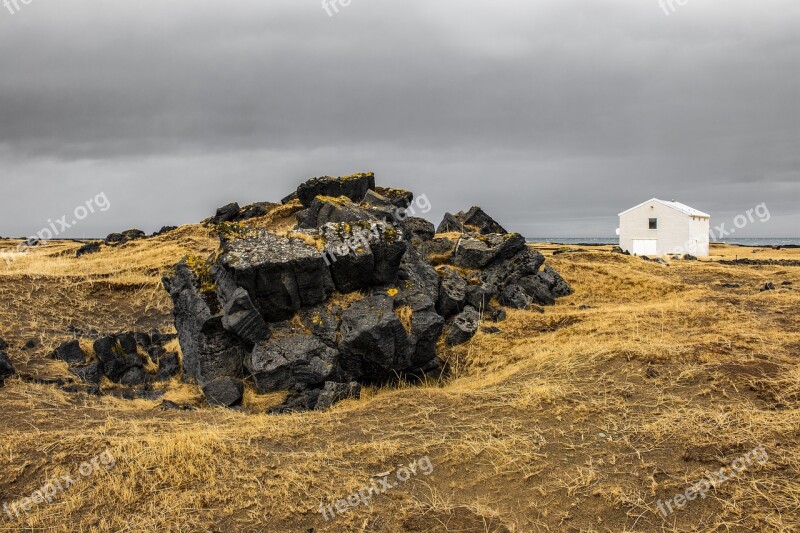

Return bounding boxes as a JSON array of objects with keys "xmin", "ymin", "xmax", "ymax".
[
  {"xmin": 619, "ymin": 202, "xmax": 709, "ymax": 256},
  {"xmin": 686, "ymin": 216, "xmax": 710, "ymax": 257}
]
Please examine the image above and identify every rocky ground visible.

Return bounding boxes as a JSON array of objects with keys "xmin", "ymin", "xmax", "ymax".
[{"xmin": 0, "ymin": 177, "xmax": 798, "ymax": 532}]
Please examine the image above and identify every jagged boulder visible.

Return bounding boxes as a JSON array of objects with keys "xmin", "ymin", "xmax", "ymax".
[
  {"xmin": 105, "ymin": 229, "xmax": 146, "ymax": 246},
  {"xmin": 361, "ymin": 190, "xmax": 392, "ymax": 206},
  {"xmin": 319, "ymin": 222, "xmax": 407, "ymax": 293},
  {"xmin": 436, "ymin": 207, "xmax": 508, "ymax": 235},
  {"xmin": 374, "ymin": 187, "xmax": 413, "ymax": 209},
  {"xmin": 315, "ymin": 381, "xmax": 362, "ymax": 411},
  {"xmin": 155, "ymin": 353, "xmax": 181, "ymax": 382},
  {"xmin": 397, "ymin": 246, "xmax": 440, "ymax": 310},
  {"xmin": 480, "ymin": 247, "xmax": 546, "ymax": 296},
  {"xmin": 116, "ymin": 332, "xmax": 138, "ymax": 355},
  {"xmin": 452, "ymin": 233, "xmax": 527, "ymax": 269},
  {"xmin": 92, "ymin": 335, "xmax": 146, "ymax": 385},
  {"xmin": 445, "ymin": 306, "xmax": 480, "ymax": 346},
  {"xmin": 418, "ymin": 236, "xmax": 455, "ymax": 259},
  {"xmin": 500, "ymin": 284, "xmax": 531, "ymax": 309},
  {"xmin": 162, "ymin": 260, "xmax": 248, "ymax": 383},
  {"xmin": 270, "ymin": 389, "xmax": 321, "ymax": 413},
  {"xmin": 338, "ymin": 294, "xmax": 412, "ymax": 382},
  {"xmin": 220, "ymin": 288, "xmax": 270, "ymax": 344},
  {"xmin": 297, "ymin": 196, "xmax": 376, "ymax": 229},
  {"xmin": 458, "ymin": 206, "xmax": 508, "ymax": 235},
  {"xmin": 50, "ymin": 340, "xmax": 85, "ymax": 365},
  {"xmin": 148, "ymin": 345, "xmax": 166, "ymax": 362},
  {"xmin": 211, "ymin": 202, "xmax": 240, "ymax": 224},
  {"xmin": 408, "ymin": 311, "xmax": 445, "ymax": 370},
  {"xmin": 436, "ymin": 213, "xmax": 465, "ymax": 234},
  {"xmin": 401, "ymin": 217, "xmax": 436, "ymax": 245},
  {"xmin": 464, "ymin": 285, "xmax": 490, "ymax": 311},
  {"xmin": 246, "ymin": 335, "xmax": 339, "ymax": 393},
  {"xmin": 69, "ymin": 362, "xmax": 103, "ymax": 384},
  {"xmin": 151, "ymin": 331, "xmax": 177, "ymax": 346},
  {"xmin": 238, "ymin": 202, "xmax": 275, "ymax": 220},
  {"xmin": 297, "ymin": 173, "xmax": 376, "ymax": 207},
  {"xmin": 152, "ymin": 226, "xmax": 178, "ymax": 237},
  {"xmin": 202, "ymin": 376, "xmax": 244, "ymax": 407},
  {"xmin": 437, "ymin": 267, "xmax": 467, "ymax": 318},
  {"xmin": 76, "ymin": 242, "xmax": 101, "ymax": 258},
  {"xmin": 216, "ymin": 229, "xmax": 335, "ymax": 321},
  {"xmin": 538, "ymin": 265, "xmax": 573, "ymax": 298},
  {"xmin": 299, "ymin": 305, "xmax": 342, "ymax": 347},
  {"xmin": 133, "ymin": 332, "xmax": 151, "ymax": 348},
  {"xmin": 517, "ymin": 275, "xmax": 556, "ymax": 306},
  {"xmin": 0, "ymin": 352, "xmax": 15, "ymax": 386}
]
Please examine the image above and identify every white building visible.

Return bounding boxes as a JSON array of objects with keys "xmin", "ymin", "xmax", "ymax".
[{"xmin": 617, "ymin": 199, "xmax": 710, "ymax": 257}]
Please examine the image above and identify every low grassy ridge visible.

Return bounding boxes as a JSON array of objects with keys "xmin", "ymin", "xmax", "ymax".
[{"xmin": 0, "ymin": 228, "xmax": 798, "ymax": 531}]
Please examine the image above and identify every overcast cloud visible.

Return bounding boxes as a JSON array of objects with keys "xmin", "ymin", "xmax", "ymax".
[{"xmin": 0, "ymin": 0, "xmax": 798, "ymax": 238}]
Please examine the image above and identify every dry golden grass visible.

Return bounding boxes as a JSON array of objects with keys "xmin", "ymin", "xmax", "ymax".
[{"xmin": 1, "ymin": 235, "xmax": 799, "ymax": 532}]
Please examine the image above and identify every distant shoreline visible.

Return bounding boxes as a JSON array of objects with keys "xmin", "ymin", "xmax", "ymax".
[{"xmin": 526, "ymin": 238, "xmax": 800, "ymax": 248}]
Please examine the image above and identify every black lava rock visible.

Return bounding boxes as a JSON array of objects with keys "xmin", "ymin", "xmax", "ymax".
[
  {"xmin": 517, "ymin": 275, "xmax": 556, "ymax": 306},
  {"xmin": 315, "ymin": 381, "xmax": 362, "ymax": 411},
  {"xmin": 215, "ymin": 229, "xmax": 335, "ymax": 322},
  {"xmin": 76, "ymin": 243, "xmax": 101, "ymax": 258},
  {"xmin": 0, "ymin": 352, "xmax": 15, "ymax": 386},
  {"xmin": 93, "ymin": 336, "xmax": 145, "ymax": 384},
  {"xmin": 105, "ymin": 229, "xmax": 146, "ymax": 246},
  {"xmin": 538, "ymin": 266, "xmax": 573, "ymax": 298},
  {"xmin": 69, "ymin": 362, "xmax": 103, "ymax": 384},
  {"xmin": 500, "ymin": 284, "xmax": 531, "ymax": 309},
  {"xmin": 401, "ymin": 217, "xmax": 436, "ymax": 246},
  {"xmin": 202, "ymin": 377, "xmax": 244, "ymax": 407},
  {"xmin": 152, "ymin": 226, "xmax": 178, "ymax": 237},
  {"xmin": 437, "ymin": 268, "xmax": 467, "ymax": 318},
  {"xmin": 50, "ymin": 340, "xmax": 86, "ymax": 366},
  {"xmin": 445, "ymin": 306, "xmax": 481, "ymax": 347},
  {"xmin": 296, "ymin": 173, "xmax": 375, "ymax": 208},
  {"xmin": 297, "ymin": 196, "xmax": 376, "ymax": 230},
  {"xmin": 436, "ymin": 213, "xmax": 465, "ymax": 234},
  {"xmin": 339, "ymin": 294, "xmax": 411, "ymax": 382},
  {"xmin": 437, "ymin": 207, "xmax": 507, "ymax": 235},
  {"xmin": 211, "ymin": 202, "xmax": 241, "ymax": 225},
  {"xmin": 155, "ymin": 353, "xmax": 181, "ymax": 382},
  {"xmin": 319, "ymin": 222, "xmax": 407, "ymax": 294},
  {"xmin": 162, "ymin": 261, "xmax": 248, "ymax": 383},
  {"xmin": 453, "ymin": 233, "xmax": 526, "ymax": 269},
  {"xmin": 246, "ymin": 335, "xmax": 339, "ymax": 393}
]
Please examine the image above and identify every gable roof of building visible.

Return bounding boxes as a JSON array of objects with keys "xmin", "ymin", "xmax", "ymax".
[{"xmin": 618, "ymin": 198, "xmax": 710, "ymax": 218}]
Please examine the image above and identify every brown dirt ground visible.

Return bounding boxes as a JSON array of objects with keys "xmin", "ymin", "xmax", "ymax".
[{"xmin": 0, "ymin": 234, "xmax": 799, "ymax": 532}]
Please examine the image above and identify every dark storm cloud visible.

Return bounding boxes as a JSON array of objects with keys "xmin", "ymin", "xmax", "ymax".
[{"xmin": 0, "ymin": 0, "xmax": 798, "ymax": 238}]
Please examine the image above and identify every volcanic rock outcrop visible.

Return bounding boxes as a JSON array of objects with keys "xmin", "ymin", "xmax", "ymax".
[{"xmin": 162, "ymin": 173, "xmax": 573, "ymax": 411}]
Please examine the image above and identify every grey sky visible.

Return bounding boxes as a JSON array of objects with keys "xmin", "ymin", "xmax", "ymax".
[{"xmin": 1, "ymin": 0, "xmax": 798, "ymax": 238}]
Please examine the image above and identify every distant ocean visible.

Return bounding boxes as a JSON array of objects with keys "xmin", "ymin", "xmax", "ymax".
[{"xmin": 526, "ymin": 238, "xmax": 800, "ymax": 247}]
